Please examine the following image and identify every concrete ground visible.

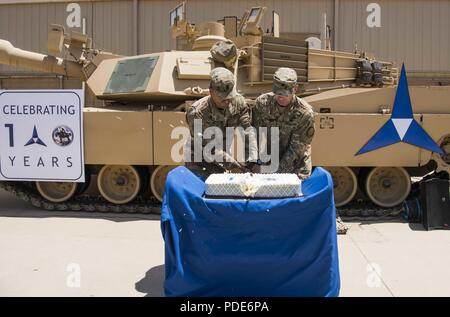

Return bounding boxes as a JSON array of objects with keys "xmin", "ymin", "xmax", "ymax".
[{"xmin": 1, "ymin": 189, "xmax": 449, "ymax": 297}]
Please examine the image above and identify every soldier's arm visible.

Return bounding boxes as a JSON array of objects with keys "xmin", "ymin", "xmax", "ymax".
[
  {"xmin": 251, "ymin": 96, "xmax": 264, "ymax": 127},
  {"xmin": 236, "ymin": 96, "xmax": 252, "ymax": 129},
  {"xmin": 186, "ymin": 102, "xmax": 243, "ymax": 171},
  {"xmin": 278, "ymin": 111, "xmax": 315, "ymax": 178},
  {"xmin": 235, "ymin": 97, "xmax": 258, "ymax": 163},
  {"xmin": 186, "ymin": 105, "xmax": 203, "ymax": 137}
]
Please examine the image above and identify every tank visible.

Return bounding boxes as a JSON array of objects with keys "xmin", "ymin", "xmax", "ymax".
[{"xmin": 0, "ymin": 2, "xmax": 448, "ymax": 213}]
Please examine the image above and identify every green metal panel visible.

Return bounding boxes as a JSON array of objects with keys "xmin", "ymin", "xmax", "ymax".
[{"xmin": 104, "ymin": 56, "xmax": 159, "ymax": 94}]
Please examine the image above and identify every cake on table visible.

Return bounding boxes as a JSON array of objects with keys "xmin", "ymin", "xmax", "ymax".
[{"xmin": 205, "ymin": 173, "xmax": 302, "ymax": 198}]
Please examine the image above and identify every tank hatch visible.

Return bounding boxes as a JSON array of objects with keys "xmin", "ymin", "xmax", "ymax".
[
  {"xmin": 104, "ymin": 56, "xmax": 159, "ymax": 94},
  {"xmin": 176, "ymin": 57, "xmax": 211, "ymax": 79}
]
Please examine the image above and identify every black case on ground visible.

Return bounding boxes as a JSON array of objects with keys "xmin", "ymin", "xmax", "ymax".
[{"xmin": 419, "ymin": 178, "xmax": 450, "ymax": 230}]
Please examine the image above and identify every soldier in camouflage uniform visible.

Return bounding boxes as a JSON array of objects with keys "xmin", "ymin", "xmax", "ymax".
[
  {"xmin": 210, "ymin": 40, "xmax": 238, "ymax": 71},
  {"xmin": 252, "ymin": 67, "xmax": 316, "ymax": 180},
  {"xmin": 185, "ymin": 67, "xmax": 258, "ymax": 179}
]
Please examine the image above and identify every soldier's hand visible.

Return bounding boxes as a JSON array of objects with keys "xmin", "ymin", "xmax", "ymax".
[
  {"xmin": 227, "ymin": 161, "xmax": 247, "ymax": 173},
  {"xmin": 247, "ymin": 163, "xmax": 261, "ymax": 173},
  {"xmin": 244, "ymin": 160, "xmax": 262, "ymax": 173}
]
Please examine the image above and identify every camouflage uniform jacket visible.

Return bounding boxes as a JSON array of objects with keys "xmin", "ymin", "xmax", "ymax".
[
  {"xmin": 185, "ymin": 94, "xmax": 257, "ymax": 173},
  {"xmin": 252, "ymin": 92, "xmax": 315, "ymax": 179}
]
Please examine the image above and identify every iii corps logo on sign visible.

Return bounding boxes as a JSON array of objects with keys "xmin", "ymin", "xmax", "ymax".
[{"xmin": 0, "ymin": 90, "xmax": 84, "ymax": 182}]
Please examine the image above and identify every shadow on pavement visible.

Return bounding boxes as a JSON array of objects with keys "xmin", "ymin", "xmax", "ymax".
[
  {"xmin": 341, "ymin": 217, "xmax": 431, "ymax": 232},
  {"xmin": 135, "ymin": 264, "xmax": 165, "ymax": 297},
  {"xmin": 408, "ymin": 222, "xmax": 427, "ymax": 231},
  {"xmin": 341, "ymin": 218, "xmax": 407, "ymax": 225}
]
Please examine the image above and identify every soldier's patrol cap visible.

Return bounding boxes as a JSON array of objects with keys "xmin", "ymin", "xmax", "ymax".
[
  {"xmin": 273, "ymin": 67, "xmax": 298, "ymax": 96},
  {"xmin": 209, "ymin": 67, "xmax": 236, "ymax": 99},
  {"xmin": 210, "ymin": 40, "xmax": 238, "ymax": 67}
]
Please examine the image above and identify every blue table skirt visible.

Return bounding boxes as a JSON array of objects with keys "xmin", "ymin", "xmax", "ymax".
[{"xmin": 161, "ymin": 166, "xmax": 340, "ymax": 297}]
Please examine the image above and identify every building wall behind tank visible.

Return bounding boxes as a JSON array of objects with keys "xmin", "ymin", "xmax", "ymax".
[
  {"xmin": 0, "ymin": 0, "xmax": 449, "ymax": 90},
  {"xmin": 335, "ymin": 0, "xmax": 450, "ymax": 84},
  {"xmin": 0, "ymin": 0, "xmax": 334, "ymax": 61}
]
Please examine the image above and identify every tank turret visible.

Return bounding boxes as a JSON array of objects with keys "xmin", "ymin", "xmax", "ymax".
[{"xmin": 1, "ymin": 3, "xmax": 397, "ymax": 105}]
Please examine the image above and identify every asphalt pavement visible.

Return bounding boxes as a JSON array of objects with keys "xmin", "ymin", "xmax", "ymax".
[{"xmin": 1, "ymin": 189, "xmax": 449, "ymax": 297}]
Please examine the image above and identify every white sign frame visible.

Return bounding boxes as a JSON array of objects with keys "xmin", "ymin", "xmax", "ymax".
[{"xmin": 0, "ymin": 90, "xmax": 85, "ymax": 182}]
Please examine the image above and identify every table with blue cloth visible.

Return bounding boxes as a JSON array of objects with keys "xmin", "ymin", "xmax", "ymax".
[{"xmin": 160, "ymin": 166, "xmax": 340, "ymax": 297}]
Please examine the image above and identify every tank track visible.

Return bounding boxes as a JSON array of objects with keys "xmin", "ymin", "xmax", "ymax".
[
  {"xmin": 0, "ymin": 181, "xmax": 161, "ymax": 214},
  {"xmin": 337, "ymin": 201, "xmax": 405, "ymax": 221},
  {"xmin": 0, "ymin": 180, "xmax": 406, "ymax": 219}
]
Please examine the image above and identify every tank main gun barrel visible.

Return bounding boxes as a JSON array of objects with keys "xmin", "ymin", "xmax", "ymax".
[{"xmin": 0, "ymin": 39, "xmax": 84, "ymax": 79}]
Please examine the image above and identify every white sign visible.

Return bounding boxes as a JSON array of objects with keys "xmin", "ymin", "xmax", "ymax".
[{"xmin": 0, "ymin": 90, "xmax": 84, "ymax": 182}]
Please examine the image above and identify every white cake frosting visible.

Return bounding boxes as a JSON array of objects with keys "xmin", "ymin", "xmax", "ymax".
[{"xmin": 205, "ymin": 173, "xmax": 302, "ymax": 198}]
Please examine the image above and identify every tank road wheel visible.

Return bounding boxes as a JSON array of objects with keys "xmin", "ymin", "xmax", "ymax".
[
  {"xmin": 326, "ymin": 167, "xmax": 358, "ymax": 207},
  {"xmin": 365, "ymin": 167, "xmax": 411, "ymax": 207},
  {"xmin": 150, "ymin": 165, "xmax": 177, "ymax": 202},
  {"xmin": 97, "ymin": 165, "xmax": 141, "ymax": 204},
  {"xmin": 36, "ymin": 182, "xmax": 78, "ymax": 203}
]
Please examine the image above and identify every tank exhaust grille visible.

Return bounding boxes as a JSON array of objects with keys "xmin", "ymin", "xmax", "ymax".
[{"xmin": 261, "ymin": 36, "xmax": 308, "ymax": 82}]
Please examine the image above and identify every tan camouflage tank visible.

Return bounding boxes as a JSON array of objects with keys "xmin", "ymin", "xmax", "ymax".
[{"xmin": 0, "ymin": 2, "xmax": 448, "ymax": 223}]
